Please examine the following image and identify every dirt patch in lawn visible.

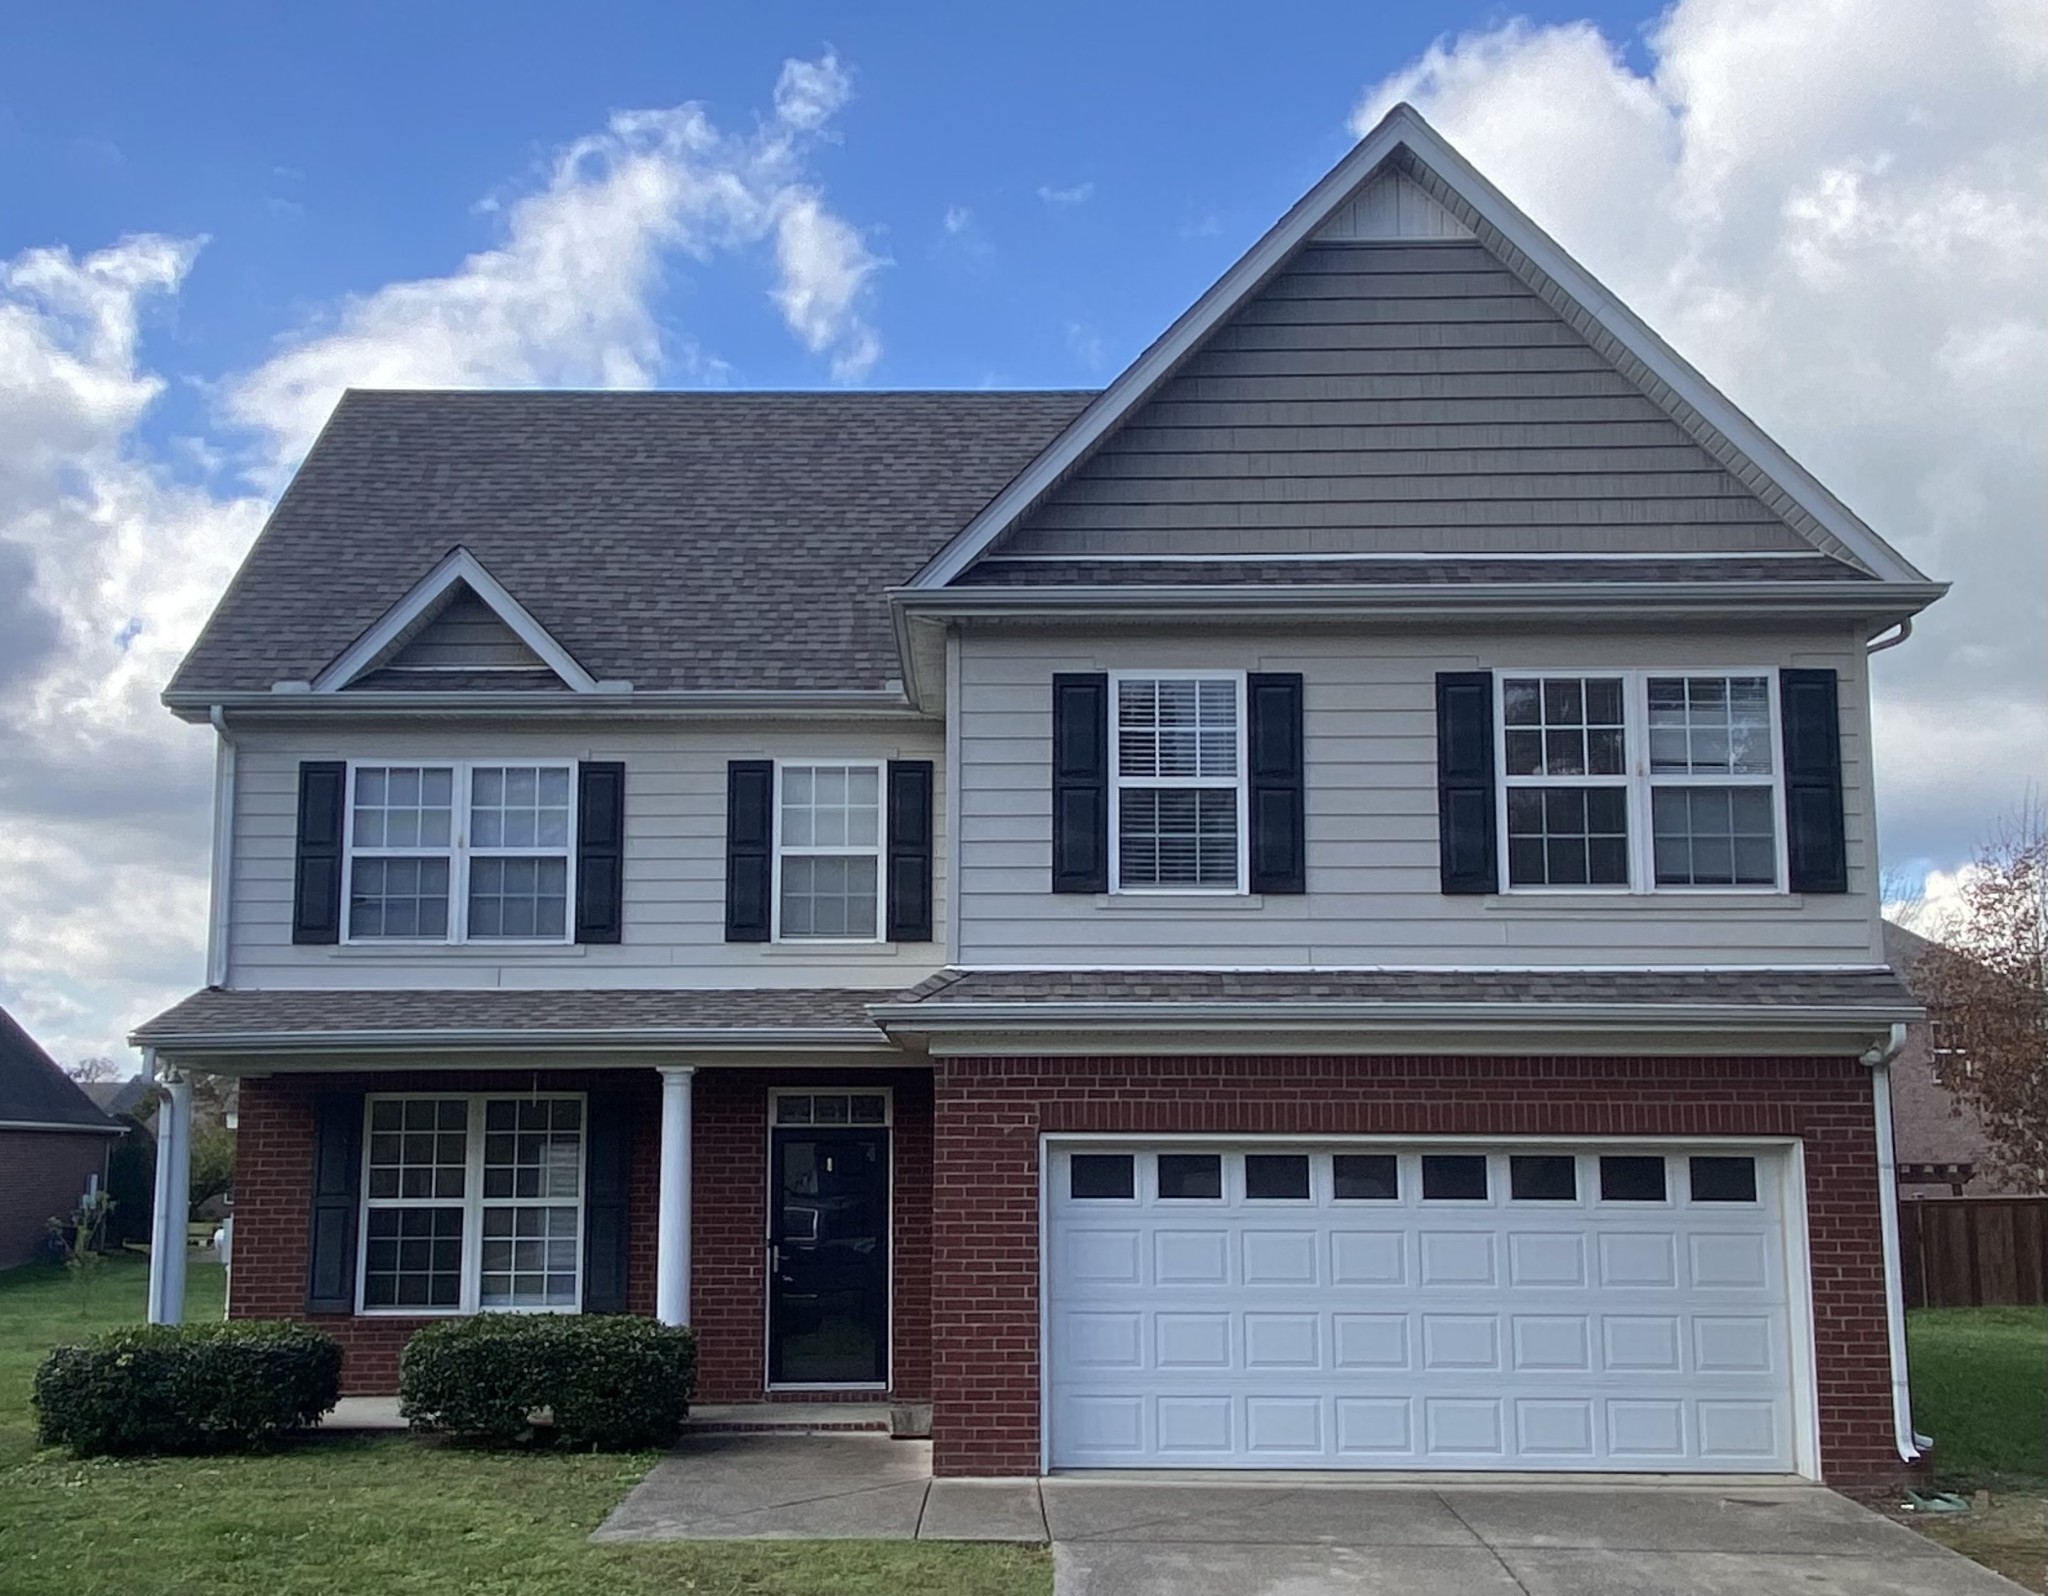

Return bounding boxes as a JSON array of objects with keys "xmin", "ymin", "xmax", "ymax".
[{"xmin": 1862, "ymin": 1490, "xmax": 2047, "ymax": 1593}]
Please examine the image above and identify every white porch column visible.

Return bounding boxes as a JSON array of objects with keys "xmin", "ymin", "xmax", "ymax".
[
  {"xmin": 146, "ymin": 1068, "xmax": 193, "ymax": 1325},
  {"xmin": 654, "ymin": 1065, "xmax": 695, "ymax": 1327}
]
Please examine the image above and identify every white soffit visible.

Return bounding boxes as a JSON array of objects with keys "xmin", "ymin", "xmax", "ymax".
[
  {"xmin": 307, "ymin": 546, "xmax": 603, "ymax": 694},
  {"xmin": 911, "ymin": 102, "xmax": 1932, "ymax": 591}
]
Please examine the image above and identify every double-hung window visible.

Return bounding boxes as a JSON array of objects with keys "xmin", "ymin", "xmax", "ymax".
[
  {"xmin": 346, "ymin": 762, "xmax": 574, "ymax": 942},
  {"xmin": 359, "ymin": 1093, "xmax": 584, "ymax": 1313},
  {"xmin": 1497, "ymin": 671, "xmax": 1784, "ymax": 892},
  {"xmin": 1111, "ymin": 673, "xmax": 1247, "ymax": 892},
  {"xmin": 775, "ymin": 763, "xmax": 883, "ymax": 940}
]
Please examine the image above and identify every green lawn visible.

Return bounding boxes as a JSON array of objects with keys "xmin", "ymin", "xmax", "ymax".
[
  {"xmin": 1908, "ymin": 1305, "xmax": 2048, "ymax": 1489},
  {"xmin": 0, "ymin": 1256, "xmax": 1048, "ymax": 1596}
]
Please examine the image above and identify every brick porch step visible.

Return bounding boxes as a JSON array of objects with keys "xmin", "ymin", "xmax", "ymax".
[{"xmin": 684, "ymin": 1402, "xmax": 930, "ymax": 1437}]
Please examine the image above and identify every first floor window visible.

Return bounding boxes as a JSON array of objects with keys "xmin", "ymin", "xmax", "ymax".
[
  {"xmin": 1498, "ymin": 670, "xmax": 1783, "ymax": 892},
  {"xmin": 361, "ymin": 1094, "xmax": 584, "ymax": 1312},
  {"xmin": 346, "ymin": 762, "xmax": 574, "ymax": 942},
  {"xmin": 776, "ymin": 763, "xmax": 883, "ymax": 939},
  {"xmin": 1113, "ymin": 674, "xmax": 1245, "ymax": 891}
]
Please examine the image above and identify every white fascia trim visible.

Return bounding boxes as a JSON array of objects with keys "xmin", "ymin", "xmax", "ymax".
[
  {"xmin": 892, "ymin": 581, "xmax": 1945, "ymax": 624},
  {"xmin": 944, "ymin": 961, "xmax": 1898, "ymax": 974},
  {"xmin": 981, "ymin": 549, "xmax": 1845, "ymax": 565},
  {"xmin": 867, "ymin": 1000, "xmax": 1918, "ymax": 1032},
  {"xmin": 910, "ymin": 102, "xmax": 1932, "ymax": 592},
  {"xmin": 0, "ymin": 1118, "xmax": 126, "ymax": 1135},
  {"xmin": 309, "ymin": 547, "xmax": 603, "ymax": 694}
]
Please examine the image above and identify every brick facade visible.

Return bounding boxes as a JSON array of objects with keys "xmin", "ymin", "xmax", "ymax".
[
  {"xmin": 229, "ymin": 1067, "xmax": 931, "ymax": 1401},
  {"xmin": 928, "ymin": 1053, "xmax": 1906, "ymax": 1487},
  {"xmin": 0, "ymin": 1128, "xmax": 113, "ymax": 1268}
]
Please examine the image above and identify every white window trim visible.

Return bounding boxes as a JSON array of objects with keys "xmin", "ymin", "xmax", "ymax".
[
  {"xmin": 355, "ymin": 1090, "xmax": 587, "ymax": 1317},
  {"xmin": 341, "ymin": 759, "xmax": 578, "ymax": 946},
  {"xmin": 771, "ymin": 760, "xmax": 887, "ymax": 944},
  {"xmin": 1107, "ymin": 669, "xmax": 1250, "ymax": 896},
  {"xmin": 1492, "ymin": 668, "xmax": 1787, "ymax": 896}
]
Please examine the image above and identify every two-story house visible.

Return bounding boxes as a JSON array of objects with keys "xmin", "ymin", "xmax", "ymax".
[{"xmin": 134, "ymin": 105, "xmax": 1943, "ymax": 1486}]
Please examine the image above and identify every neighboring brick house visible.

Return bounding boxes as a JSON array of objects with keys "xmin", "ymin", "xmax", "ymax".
[
  {"xmin": 134, "ymin": 104, "xmax": 1944, "ymax": 1487},
  {"xmin": 0, "ymin": 1008, "xmax": 123, "ymax": 1268},
  {"xmin": 1883, "ymin": 920, "xmax": 2013, "ymax": 1195}
]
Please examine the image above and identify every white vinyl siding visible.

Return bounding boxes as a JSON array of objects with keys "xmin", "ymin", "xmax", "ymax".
[
  {"xmin": 953, "ymin": 623, "xmax": 1880, "ymax": 968},
  {"xmin": 225, "ymin": 723, "xmax": 947, "ymax": 989}
]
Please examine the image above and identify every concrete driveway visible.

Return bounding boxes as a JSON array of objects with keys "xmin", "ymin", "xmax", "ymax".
[{"xmin": 595, "ymin": 1434, "xmax": 2028, "ymax": 1594}]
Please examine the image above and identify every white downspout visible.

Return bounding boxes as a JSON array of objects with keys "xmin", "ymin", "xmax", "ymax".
[
  {"xmin": 1864, "ymin": 1021, "xmax": 1924, "ymax": 1463},
  {"xmin": 206, "ymin": 707, "xmax": 238, "ymax": 988}
]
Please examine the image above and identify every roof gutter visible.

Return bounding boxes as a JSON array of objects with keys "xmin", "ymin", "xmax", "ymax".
[
  {"xmin": 867, "ymin": 999, "xmax": 1920, "ymax": 1032},
  {"xmin": 0, "ymin": 1118, "xmax": 127, "ymax": 1135},
  {"xmin": 129, "ymin": 1025, "xmax": 890, "ymax": 1055},
  {"xmin": 891, "ymin": 580, "xmax": 1948, "ymax": 626},
  {"xmin": 162, "ymin": 687, "xmax": 929, "ymax": 725}
]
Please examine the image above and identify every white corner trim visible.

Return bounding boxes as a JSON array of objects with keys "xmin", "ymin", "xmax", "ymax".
[
  {"xmin": 908, "ymin": 103, "xmax": 1930, "ymax": 593},
  {"xmin": 310, "ymin": 546, "xmax": 602, "ymax": 694}
]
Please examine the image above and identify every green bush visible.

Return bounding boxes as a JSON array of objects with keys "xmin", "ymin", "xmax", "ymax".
[
  {"xmin": 399, "ymin": 1315, "xmax": 696, "ymax": 1449},
  {"xmin": 34, "ymin": 1321, "xmax": 342, "ymax": 1456}
]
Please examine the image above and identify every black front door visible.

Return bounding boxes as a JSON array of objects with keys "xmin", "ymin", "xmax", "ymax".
[{"xmin": 769, "ymin": 1127, "xmax": 889, "ymax": 1385}]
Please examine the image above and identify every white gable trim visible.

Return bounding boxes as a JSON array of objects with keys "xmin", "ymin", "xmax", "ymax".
[
  {"xmin": 310, "ymin": 547, "xmax": 605, "ymax": 694},
  {"xmin": 911, "ymin": 103, "xmax": 1929, "ymax": 591}
]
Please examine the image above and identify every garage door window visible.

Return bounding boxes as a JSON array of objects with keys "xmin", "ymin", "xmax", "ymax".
[
  {"xmin": 1690, "ymin": 1155, "xmax": 1758, "ymax": 1202},
  {"xmin": 1509, "ymin": 1154, "xmax": 1578, "ymax": 1201},
  {"xmin": 1069, "ymin": 1153, "xmax": 1135, "ymax": 1200},
  {"xmin": 1244, "ymin": 1154, "xmax": 1310, "ymax": 1200},
  {"xmin": 1332, "ymin": 1154, "xmax": 1399, "ymax": 1200},
  {"xmin": 1157, "ymin": 1153, "xmax": 1222, "ymax": 1199},
  {"xmin": 1600, "ymin": 1154, "xmax": 1668, "ymax": 1202},
  {"xmin": 1421, "ymin": 1154, "xmax": 1488, "ymax": 1200}
]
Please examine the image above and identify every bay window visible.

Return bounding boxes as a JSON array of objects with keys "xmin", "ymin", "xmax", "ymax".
[
  {"xmin": 1497, "ymin": 670, "xmax": 1785, "ymax": 892},
  {"xmin": 345, "ymin": 762, "xmax": 574, "ymax": 942},
  {"xmin": 360, "ymin": 1093, "xmax": 584, "ymax": 1313}
]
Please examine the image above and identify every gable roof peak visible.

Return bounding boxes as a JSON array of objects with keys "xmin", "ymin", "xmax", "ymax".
[{"xmin": 911, "ymin": 102, "xmax": 1933, "ymax": 594}]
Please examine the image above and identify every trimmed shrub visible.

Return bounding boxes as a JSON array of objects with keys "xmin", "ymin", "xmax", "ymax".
[
  {"xmin": 34, "ymin": 1321, "xmax": 342, "ymax": 1456},
  {"xmin": 399, "ymin": 1315, "xmax": 696, "ymax": 1450}
]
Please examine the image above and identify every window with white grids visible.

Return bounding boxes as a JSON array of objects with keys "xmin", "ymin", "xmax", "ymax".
[
  {"xmin": 345, "ymin": 762, "xmax": 574, "ymax": 942},
  {"xmin": 775, "ymin": 763, "xmax": 883, "ymax": 940},
  {"xmin": 360, "ymin": 1094, "xmax": 584, "ymax": 1313},
  {"xmin": 1111, "ymin": 674, "xmax": 1246, "ymax": 892},
  {"xmin": 1497, "ymin": 670, "xmax": 1784, "ymax": 893}
]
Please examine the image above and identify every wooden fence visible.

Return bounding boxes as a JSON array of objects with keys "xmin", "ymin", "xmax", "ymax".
[{"xmin": 1897, "ymin": 1195, "xmax": 2048, "ymax": 1309}]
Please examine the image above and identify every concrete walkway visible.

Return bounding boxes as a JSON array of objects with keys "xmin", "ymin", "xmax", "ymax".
[{"xmin": 594, "ymin": 1439, "xmax": 2028, "ymax": 1594}]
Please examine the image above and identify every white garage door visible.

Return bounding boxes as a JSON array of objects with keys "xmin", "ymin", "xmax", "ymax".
[{"xmin": 1046, "ymin": 1142, "xmax": 1803, "ymax": 1472}]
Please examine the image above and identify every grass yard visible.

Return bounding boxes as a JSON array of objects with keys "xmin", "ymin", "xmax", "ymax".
[
  {"xmin": 0, "ymin": 1256, "xmax": 1049, "ymax": 1596},
  {"xmin": 1902, "ymin": 1305, "xmax": 2048, "ymax": 1592}
]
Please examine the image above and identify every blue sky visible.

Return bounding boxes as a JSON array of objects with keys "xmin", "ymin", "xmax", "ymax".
[{"xmin": 0, "ymin": 0, "xmax": 2041, "ymax": 1063}]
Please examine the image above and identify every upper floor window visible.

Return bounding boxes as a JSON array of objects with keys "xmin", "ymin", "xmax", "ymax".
[
  {"xmin": 1111, "ymin": 673, "xmax": 1246, "ymax": 892},
  {"xmin": 776, "ymin": 763, "xmax": 883, "ymax": 940},
  {"xmin": 346, "ymin": 763, "xmax": 574, "ymax": 942},
  {"xmin": 1498, "ymin": 672, "xmax": 1783, "ymax": 892}
]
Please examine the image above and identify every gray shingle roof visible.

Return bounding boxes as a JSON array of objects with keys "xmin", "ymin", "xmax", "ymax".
[
  {"xmin": 133, "ymin": 986, "xmax": 890, "ymax": 1045},
  {"xmin": 889, "ymin": 967, "xmax": 1918, "ymax": 1011},
  {"xmin": 0, "ymin": 1008, "xmax": 121, "ymax": 1130},
  {"xmin": 168, "ymin": 389, "xmax": 1094, "ymax": 698},
  {"xmin": 956, "ymin": 556, "xmax": 1874, "ymax": 587}
]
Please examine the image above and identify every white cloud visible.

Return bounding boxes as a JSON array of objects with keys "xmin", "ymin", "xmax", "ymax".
[
  {"xmin": 1353, "ymin": 0, "xmax": 2048, "ymax": 892},
  {"xmin": 0, "ymin": 55, "xmax": 880, "ymax": 1065},
  {"xmin": 1065, "ymin": 321, "xmax": 1107, "ymax": 371},
  {"xmin": 1037, "ymin": 181, "xmax": 1095, "ymax": 206},
  {"xmin": 943, "ymin": 205, "xmax": 973, "ymax": 235}
]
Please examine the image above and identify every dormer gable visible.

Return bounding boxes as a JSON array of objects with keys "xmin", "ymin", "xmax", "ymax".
[{"xmin": 307, "ymin": 547, "xmax": 610, "ymax": 695}]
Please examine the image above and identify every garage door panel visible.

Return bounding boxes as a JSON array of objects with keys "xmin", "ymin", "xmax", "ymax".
[{"xmin": 1048, "ymin": 1143, "xmax": 1798, "ymax": 1473}]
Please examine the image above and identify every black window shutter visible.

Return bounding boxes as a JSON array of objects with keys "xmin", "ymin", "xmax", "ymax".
[
  {"xmin": 305, "ymin": 1092, "xmax": 363, "ymax": 1313},
  {"xmin": 575, "ymin": 761, "xmax": 626, "ymax": 944},
  {"xmin": 724, "ymin": 759, "xmax": 775, "ymax": 941},
  {"xmin": 581, "ymin": 1093, "xmax": 631, "ymax": 1312},
  {"xmin": 1435, "ymin": 672, "xmax": 1498, "ymax": 894},
  {"xmin": 292, "ymin": 761, "xmax": 347, "ymax": 945},
  {"xmin": 1051, "ymin": 673, "xmax": 1109, "ymax": 893},
  {"xmin": 1781, "ymin": 668, "xmax": 1848, "ymax": 894},
  {"xmin": 886, "ymin": 760, "xmax": 935, "ymax": 942},
  {"xmin": 1246, "ymin": 673, "xmax": 1306, "ymax": 894}
]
